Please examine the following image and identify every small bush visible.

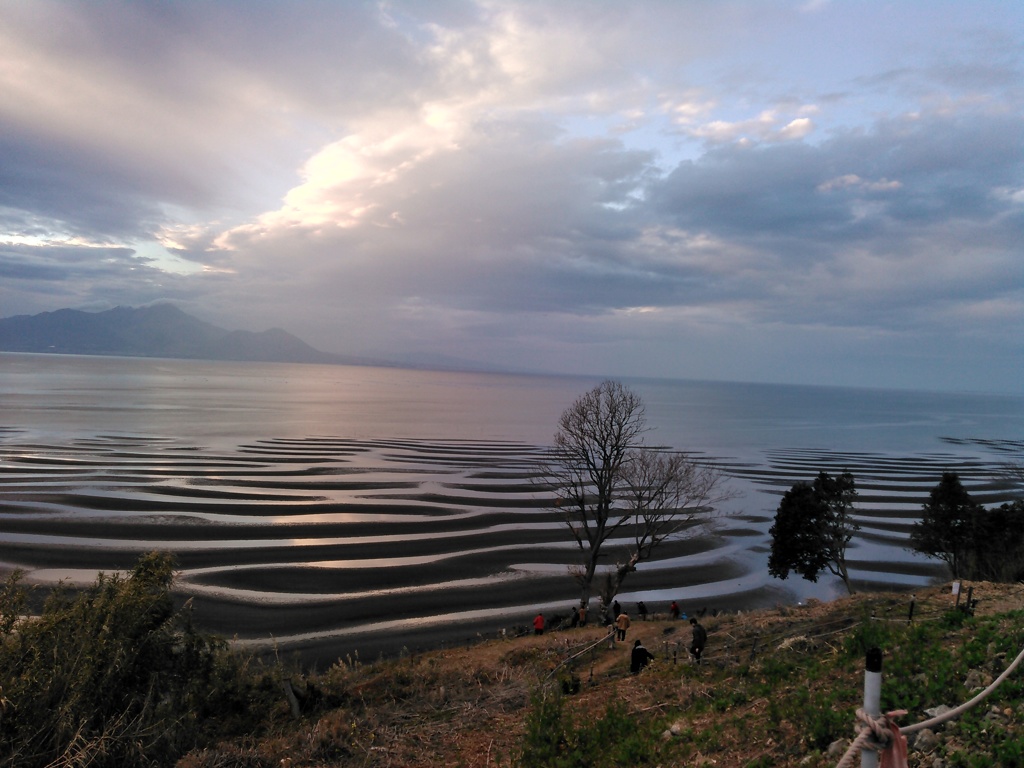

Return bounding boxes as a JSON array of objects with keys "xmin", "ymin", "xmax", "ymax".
[
  {"xmin": 0, "ymin": 552, "xmax": 273, "ymax": 768},
  {"xmin": 517, "ymin": 688, "xmax": 568, "ymax": 767},
  {"xmin": 516, "ymin": 687, "xmax": 662, "ymax": 767}
]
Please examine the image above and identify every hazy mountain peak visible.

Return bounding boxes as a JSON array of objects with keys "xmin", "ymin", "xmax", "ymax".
[{"xmin": 0, "ymin": 304, "xmax": 353, "ymax": 365}]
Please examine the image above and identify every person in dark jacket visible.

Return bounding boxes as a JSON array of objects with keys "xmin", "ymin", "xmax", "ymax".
[
  {"xmin": 630, "ymin": 639, "xmax": 655, "ymax": 674},
  {"xmin": 689, "ymin": 617, "xmax": 707, "ymax": 663}
]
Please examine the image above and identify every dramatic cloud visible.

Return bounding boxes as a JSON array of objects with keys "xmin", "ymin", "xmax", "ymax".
[{"xmin": 1, "ymin": 0, "xmax": 1021, "ymax": 392}]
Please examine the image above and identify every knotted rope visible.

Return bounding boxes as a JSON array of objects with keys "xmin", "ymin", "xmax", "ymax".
[
  {"xmin": 835, "ymin": 709, "xmax": 908, "ymax": 768},
  {"xmin": 836, "ymin": 642, "xmax": 1024, "ymax": 768}
]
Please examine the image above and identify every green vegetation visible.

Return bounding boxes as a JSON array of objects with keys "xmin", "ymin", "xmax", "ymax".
[
  {"xmin": 518, "ymin": 691, "xmax": 663, "ymax": 768},
  {"xmin": 768, "ymin": 470, "xmax": 859, "ymax": 593},
  {"xmin": 769, "ymin": 469, "xmax": 1024, "ymax": 592},
  {"xmin": 0, "ymin": 553, "xmax": 284, "ymax": 768},
  {"xmin": 911, "ymin": 472, "xmax": 1024, "ymax": 582},
  {"xmin": 1, "ymin": 554, "xmax": 1022, "ymax": 767}
]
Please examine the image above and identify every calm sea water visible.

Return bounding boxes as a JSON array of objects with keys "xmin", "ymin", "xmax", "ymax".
[
  {"xmin": 1, "ymin": 353, "xmax": 1021, "ymax": 658},
  {"xmin": 3, "ymin": 352, "xmax": 1021, "ymax": 456}
]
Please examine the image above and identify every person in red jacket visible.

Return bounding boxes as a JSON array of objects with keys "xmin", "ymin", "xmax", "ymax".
[{"xmin": 533, "ymin": 612, "xmax": 545, "ymax": 635}]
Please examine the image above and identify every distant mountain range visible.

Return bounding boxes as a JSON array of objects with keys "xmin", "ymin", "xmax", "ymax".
[{"xmin": 0, "ymin": 304, "xmax": 383, "ymax": 366}]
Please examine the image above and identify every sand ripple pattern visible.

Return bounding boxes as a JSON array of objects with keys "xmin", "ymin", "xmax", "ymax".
[{"xmin": 0, "ymin": 433, "xmax": 1018, "ymax": 659}]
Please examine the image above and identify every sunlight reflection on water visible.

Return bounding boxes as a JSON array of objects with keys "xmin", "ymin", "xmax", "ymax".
[{"xmin": 1, "ymin": 354, "xmax": 1020, "ymax": 652}]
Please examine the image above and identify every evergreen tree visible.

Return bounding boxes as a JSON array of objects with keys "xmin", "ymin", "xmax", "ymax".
[
  {"xmin": 910, "ymin": 472, "xmax": 981, "ymax": 579},
  {"xmin": 971, "ymin": 500, "xmax": 1024, "ymax": 582},
  {"xmin": 768, "ymin": 470, "xmax": 859, "ymax": 593}
]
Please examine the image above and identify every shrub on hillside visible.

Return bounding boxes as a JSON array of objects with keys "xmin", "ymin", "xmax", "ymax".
[
  {"xmin": 517, "ymin": 687, "xmax": 663, "ymax": 767},
  {"xmin": 0, "ymin": 552, "xmax": 276, "ymax": 768}
]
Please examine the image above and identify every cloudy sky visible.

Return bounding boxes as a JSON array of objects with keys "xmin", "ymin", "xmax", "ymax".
[{"xmin": 2, "ymin": 1, "xmax": 1022, "ymax": 393}]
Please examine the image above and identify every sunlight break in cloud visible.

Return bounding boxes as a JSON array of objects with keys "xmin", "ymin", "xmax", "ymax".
[
  {"xmin": 1, "ymin": 1, "xmax": 1022, "ymax": 393},
  {"xmin": 219, "ymin": 100, "xmax": 470, "ymax": 246},
  {"xmin": 689, "ymin": 110, "xmax": 816, "ymax": 144}
]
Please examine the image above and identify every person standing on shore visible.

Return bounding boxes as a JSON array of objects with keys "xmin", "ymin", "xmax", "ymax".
[
  {"xmin": 670, "ymin": 600, "xmax": 680, "ymax": 620},
  {"xmin": 578, "ymin": 604, "xmax": 587, "ymax": 627},
  {"xmin": 615, "ymin": 611, "xmax": 630, "ymax": 642},
  {"xmin": 533, "ymin": 612, "xmax": 545, "ymax": 636},
  {"xmin": 638, "ymin": 601, "xmax": 648, "ymax": 621},
  {"xmin": 689, "ymin": 617, "xmax": 707, "ymax": 663}
]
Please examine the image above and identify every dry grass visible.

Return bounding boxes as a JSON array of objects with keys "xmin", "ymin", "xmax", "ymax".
[{"xmin": 178, "ymin": 582, "xmax": 1024, "ymax": 768}]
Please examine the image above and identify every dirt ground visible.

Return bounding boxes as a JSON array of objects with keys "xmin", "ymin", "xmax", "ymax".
[{"xmin": 272, "ymin": 580, "xmax": 1024, "ymax": 768}]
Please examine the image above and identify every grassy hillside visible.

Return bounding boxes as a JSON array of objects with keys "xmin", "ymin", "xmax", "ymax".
[
  {"xmin": 2, "ymin": 557, "xmax": 1022, "ymax": 768},
  {"xmin": 180, "ymin": 583, "xmax": 1023, "ymax": 768}
]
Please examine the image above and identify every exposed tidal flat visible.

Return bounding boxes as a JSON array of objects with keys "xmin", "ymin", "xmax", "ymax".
[{"xmin": 0, "ymin": 353, "xmax": 1022, "ymax": 665}]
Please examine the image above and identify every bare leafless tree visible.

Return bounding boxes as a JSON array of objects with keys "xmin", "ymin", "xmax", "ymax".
[
  {"xmin": 601, "ymin": 449, "xmax": 729, "ymax": 602},
  {"xmin": 543, "ymin": 380, "xmax": 733, "ymax": 609}
]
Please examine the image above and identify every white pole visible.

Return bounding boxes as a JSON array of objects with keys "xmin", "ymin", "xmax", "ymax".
[{"xmin": 862, "ymin": 647, "xmax": 883, "ymax": 768}]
